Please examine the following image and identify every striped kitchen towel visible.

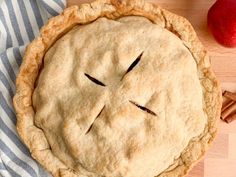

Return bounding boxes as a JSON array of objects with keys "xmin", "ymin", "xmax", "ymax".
[{"xmin": 0, "ymin": 0, "xmax": 66, "ymax": 176}]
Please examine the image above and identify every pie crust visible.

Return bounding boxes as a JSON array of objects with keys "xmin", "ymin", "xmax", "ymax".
[{"xmin": 13, "ymin": 0, "xmax": 222, "ymax": 177}]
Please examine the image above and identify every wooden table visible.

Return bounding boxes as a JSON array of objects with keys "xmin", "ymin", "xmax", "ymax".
[{"xmin": 68, "ymin": 1, "xmax": 236, "ymax": 177}]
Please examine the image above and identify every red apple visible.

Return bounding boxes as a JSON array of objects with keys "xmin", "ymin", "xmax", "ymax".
[{"xmin": 207, "ymin": 0, "xmax": 236, "ymax": 48}]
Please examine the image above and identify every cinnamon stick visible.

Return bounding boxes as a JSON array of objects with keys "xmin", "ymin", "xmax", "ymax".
[
  {"xmin": 222, "ymin": 100, "xmax": 234, "ymax": 112},
  {"xmin": 223, "ymin": 91, "xmax": 236, "ymax": 101},
  {"xmin": 225, "ymin": 114, "xmax": 236, "ymax": 123},
  {"xmin": 221, "ymin": 102, "xmax": 236, "ymax": 120}
]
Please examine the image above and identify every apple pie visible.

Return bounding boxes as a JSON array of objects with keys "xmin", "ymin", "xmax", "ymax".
[{"xmin": 13, "ymin": 0, "xmax": 222, "ymax": 177}]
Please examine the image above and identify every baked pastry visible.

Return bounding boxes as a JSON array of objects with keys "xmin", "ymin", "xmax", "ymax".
[{"xmin": 13, "ymin": 0, "xmax": 222, "ymax": 177}]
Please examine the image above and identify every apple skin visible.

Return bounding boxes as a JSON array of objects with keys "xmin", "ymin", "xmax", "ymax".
[{"xmin": 207, "ymin": 0, "xmax": 236, "ymax": 48}]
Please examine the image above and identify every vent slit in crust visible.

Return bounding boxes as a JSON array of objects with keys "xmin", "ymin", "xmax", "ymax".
[
  {"xmin": 129, "ymin": 100, "xmax": 157, "ymax": 116},
  {"xmin": 122, "ymin": 52, "xmax": 143, "ymax": 80},
  {"xmin": 85, "ymin": 73, "xmax": 106, "ymax": 87},
  {"xmin": 85, "ymin": 106, "xmax": 105, "ymax": 134}
]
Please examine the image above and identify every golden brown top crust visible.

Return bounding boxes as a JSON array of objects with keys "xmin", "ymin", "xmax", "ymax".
[
  {"xmin": 13, "ymin": 0, "xmax": 222, "ymax": 177},
  {"xmin": 33, "ymin": 16, "xmax": 207, "ymax": 177}
]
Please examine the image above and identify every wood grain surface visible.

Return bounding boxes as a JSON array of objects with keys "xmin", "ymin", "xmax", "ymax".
[{"xmin": 67, "ymin": 0, "xmax": 236, "ymax": 176}]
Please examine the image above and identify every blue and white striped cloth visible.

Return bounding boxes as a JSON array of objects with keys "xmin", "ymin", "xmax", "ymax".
[{"xmin": 0, "ymin": 0, "xmax": 66, "ymax": 176}]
